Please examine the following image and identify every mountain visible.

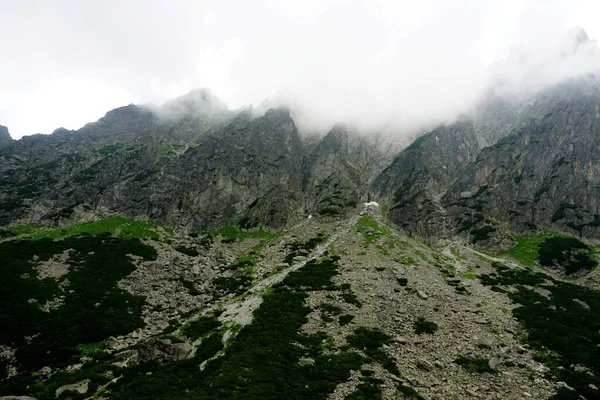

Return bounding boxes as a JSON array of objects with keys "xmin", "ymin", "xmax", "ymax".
[
  {"xmin": 0, "ymin": 92, "xmax": 397, "ymax": 231},
  {"xmin": 373, "ymin": 76, "xmax": 600, "ymax": 248},
  {"xmin": 0, "ymin": 125, "xmax": 12, "ymax": 147},
  {"xmin": 3, "ymin": 69, "xmax": 600, "ymax": 399}
]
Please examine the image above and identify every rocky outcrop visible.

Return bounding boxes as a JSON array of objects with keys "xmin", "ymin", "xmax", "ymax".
[
  {"xmin": 0, "ymin": 98, "xmax": 391, "ymax": 232},
  {"xmin": 373, "ymin": 117, "xmax": 482, "ymax": 239},
  {"xmin": 374, "ymin": 76, "xmax": 600, "ymax": 244},
  {"xmin": 442, "ymin": 76, "xmax": 600, "ymax": 241},
  {"xmin": 137, "ymin": 337, "xmax": 192, "ymax": 363},
  {"xmin": 0, "ymin": 125, "xmax": 12, "ymax": 148},
  {"xmin": 55, "ymin": 380, "xmax": 90, "ymax": 397}
]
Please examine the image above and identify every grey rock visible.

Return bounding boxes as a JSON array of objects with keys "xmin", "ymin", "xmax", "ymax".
[
  {"xmin": 393, "ymin": 336, "xmax": 408, "ymax": 345},
  {"xmin": 488, "ymin": 357, "xmax": 502, "ymax": 371},
  {"xmin": 474, "ymin": 337, "xmax": 493, "ymax": 349},
  {"xmin": 0, "ymin": 397, "xmax": 38, "ymax": 400},
  {"xmin": 138, "ymin": 337, "xmax": 192, "ymax": 363},
  {"xmin": 114, "ymin": 349, "xmax": 138, "ymax": 361},
  {"xmin": 103, "ymin": 336, "xmax": 120, "ymax": 350},
  {"xmin": 55, "ymin": 379, "xmax": 90, "ymax": 397},
  {"xmin": 417, "ymin": 358, "xmax": 434, "ymax": 371},
  {"xmin": 417, "ymin": 290, "xmax": 429, "ymax": 299},
  {"xmin": 0, "ymin": 125, "xmax": 12, "ymax": 148}
]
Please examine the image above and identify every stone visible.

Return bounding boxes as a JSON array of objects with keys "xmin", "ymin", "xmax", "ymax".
[
  {"xmin": 38, "ymin": 366, "xmax": 52, "ymax": 378},
  {"xmin": 131, "ymin": 328, "xmax": 143, "ymax": 339},
  {"xmin": 488, "ymin": 357, "xmax": 502, "ymax": 371},
  {"xmin": 393, "ymin": 336, "xmax": 408, "ymax": 344},
  {"xmin": 417, "ymin": 290, "xmax": 429, "ymax": 299},
  {"xmin": 417, "ymin": 358, "xmax": 434, "ymax": 371},
  {"xmin": 138, "ymin": 337, "xmax": 192, "ymax": 363},
  {"xmin": 0, "ymin": 397, "xmax": 38, "ymax": 400},
  {"xmin": 103, "ymin": 336, "xmax": 120, "ymax": 350},
  {"xmin": 55, "ymin": 379, "xmax": 90, "ymax": 397},
  {"xmin": 515, "ymin": 345, "xmax": 528, "ymax": 354},
  {"xmin": 474, "ymin": 337, "xmax": 493, "ymax": 349},
  {"xmin": 114, "ymin": 350, "xmax": 138, "ymax": 361}
]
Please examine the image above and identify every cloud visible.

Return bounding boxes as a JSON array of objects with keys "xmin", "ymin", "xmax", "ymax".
[{"xmin": 1, "ymin": 0, "xmax": 600, "ymax": 138}]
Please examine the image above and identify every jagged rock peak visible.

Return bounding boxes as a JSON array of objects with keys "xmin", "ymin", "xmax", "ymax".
[
  {"xmin": 161, "ymin": 88, "xmax": 230, "ymax": 117},
  {"xmin": 0, "ymin": 124, "xmax": 13, "ymax": 146},
  {"xmin": 567, "ymin": 26, "xmax": 590, "ymax": 47}
]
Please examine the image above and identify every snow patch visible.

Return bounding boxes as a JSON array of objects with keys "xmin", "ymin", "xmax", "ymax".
[{"xmin": 363, "ymin": 202, "xmax": 379, "ymax": 207}]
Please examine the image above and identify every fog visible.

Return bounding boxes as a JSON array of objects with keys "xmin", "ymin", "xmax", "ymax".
[{"xmin": 1, "ymin": 0, "xmax": 600, "ymax": 138}]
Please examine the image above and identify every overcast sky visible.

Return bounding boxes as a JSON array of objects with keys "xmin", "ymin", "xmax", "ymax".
[{"xmin": 1, "ymin": 0, "xmax": 600, "ymax": 138}]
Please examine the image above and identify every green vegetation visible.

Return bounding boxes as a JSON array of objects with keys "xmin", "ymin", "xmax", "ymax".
[
  {"xmin": 283, "ymin": 254, "xmax": 339, "ymax": 290},
  {"xmin": 214, "ymin": 224, "xmax": 280, "ymax": 242},
  {"xmin": 347, "ymin": 327, "xmax": 399, "ymax": 375},
  {"xmin": 174, "ymin": 245, "xmax": 199, "ymax": 257},
  {"xmin": 479, "ymin": 263, "xmax": 600, "ymax": 398},
  {"xmin": 500, "ymin": 233, "xmax": 596, "ymax": 274},
  {"xmin": 470, "ymin": 225, "xmax": 496, "ymax": 243},
  {"xmin": 16, "ymin": 217, "xmax": 163, "ymax": 240},
  {"xmin": 0, "ymin": 234, "xmax": 157, "ymax": 375},
  {"xmin": 413, "ymin": 318, "xmax": 438, "ymax": 334},
  {"xmin": 181, "ymin": 279, "xmax": 200, "ymax": 296},
  {"xmin": 347, "ymin": 376, "xmax": 383, "ymax": 400},
  {"xmin": 226, "ymin": 254, "xmax": 257, "ymax": 273},
  {"xmin": 356, "ymin": 215, "xmax": 389, "ymax": 246},
  {"xmin": 538, "ymin": 237, "xmax": 597, "ymax": 274},
  {"xmin": 454, "ymin": 356, "xmax": 494, "ymax": 373},
  {"xmin": 341, "ymin": 292, "xmax": 362, "ymax": 307},
  {"xmin": 501, "ymin": 233, "xmax": 563, "ymax": 267},
  {"xmin": 461, "ymin": 266, "xmax": 477, "ymax": 280},
  {"xmin": 77, "ymin": 342, "xmax": 103, "ymax": 356},
  {"xmin": 320, "ymin": 302, "xmax": 343, "ymax": 322},
  {"xmin": 213, "ymin": 275, "xmax": 253, "ymax": 296},
  {"xmin": 0, "ymin": 223, "xmax": 44, "ymax": 238},
  {"xmin": 320, "ymin": 303, "xmax": 342, "ymax": 315},
  {"xmin": 396, "ymin": 277, "xmax": 408, "ymax": 286},
  {"xmin": 393, "ymin": 255, "xmax": 415, "ymax": 265},
  {"xmin": 181, "ymin": 316, "xmax": 221, "ymax": 341},
  {"xmin": 111, "ymin": 255, "xmax": 371, "ymax": 399},
  {"xmin": 339, "ymin": 314, "xmax": 355, "ymax": 326},
  {"xmin": 284, "ymin": 231, "xmax": 327, "ymax": 264}
]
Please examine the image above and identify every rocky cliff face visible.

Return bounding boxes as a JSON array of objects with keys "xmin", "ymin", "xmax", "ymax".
[
  {"xmin": 373, "ymin": 76, "xmax": 600, "ymax": 245},
  {"xmin": 0, "ymin": 125, "xmax": 12, "ymax": 147},
  {"xmin": 443, "ymin": 77, "xmax": 600, "ymax": 242},
  {"xmin": 0, "ymin": 95, "xmax": 390, "ymax": 231}
]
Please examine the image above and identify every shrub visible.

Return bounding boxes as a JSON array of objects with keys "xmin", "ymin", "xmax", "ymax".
[
  {"xmin": 454, "ymin": 356, "xmax": 494, "ymax": 373},
  {"xmin": 470, "ymin": 226, "xmax": 496, "ymax": 243},
  {"xmin": 538, "ymin": 237, "xmax": 597, "ymax": 275},
  {"xmin": 413, "ymin": 318, "xmax": 438, "ymax": 334},
  {"xmin": 181, "ymin": 316, "xmax": 221, "ymax": 341}
]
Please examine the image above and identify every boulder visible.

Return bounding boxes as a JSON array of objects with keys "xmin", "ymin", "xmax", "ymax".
[
  {"xmin": 138, "ymin": 337, "xmax": 192, "ymax": 363},
  {"xmin": 0, "ymin": 397, "xmax": 38, "ymax": 400},
  {"xmin": 55, "ymin": 379, "xmax": 90, "ymax": 397}
]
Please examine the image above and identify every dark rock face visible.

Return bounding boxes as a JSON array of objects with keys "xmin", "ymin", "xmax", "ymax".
[
  {"xmin": 373, "ymin": 118, "xmax": 481, "ymax": 238},
  {"xmin": 137, "ymin": 338, "xmax": 192, "ymax": 363},
  {"xmin": 443, "ymin": 77, "xmax": 600, "ymax": 239},
  {"xmin": 375, "ymin": 76, "xmax": 600, "ymax": 243},
  {"xmin": 0, "ymin": 95, "xmax": 390, "ymax": 231},
  {"xmin": 0, "ymin": 125, "xmax": 12, "ymax": 147}
]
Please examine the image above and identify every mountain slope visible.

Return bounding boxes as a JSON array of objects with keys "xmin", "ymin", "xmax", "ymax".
[
  {"xmin": 3, "ymin": 206, "xmax": 590, "ymax": 399},
  {"xmin": 374, "ymin": 77, "xmax": 600, "ymax": 247}
]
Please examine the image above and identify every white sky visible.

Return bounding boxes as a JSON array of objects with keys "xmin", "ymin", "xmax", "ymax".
[{"xmin": 1, "ymin": 0, "xmax": 599, "ymax": 138}]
